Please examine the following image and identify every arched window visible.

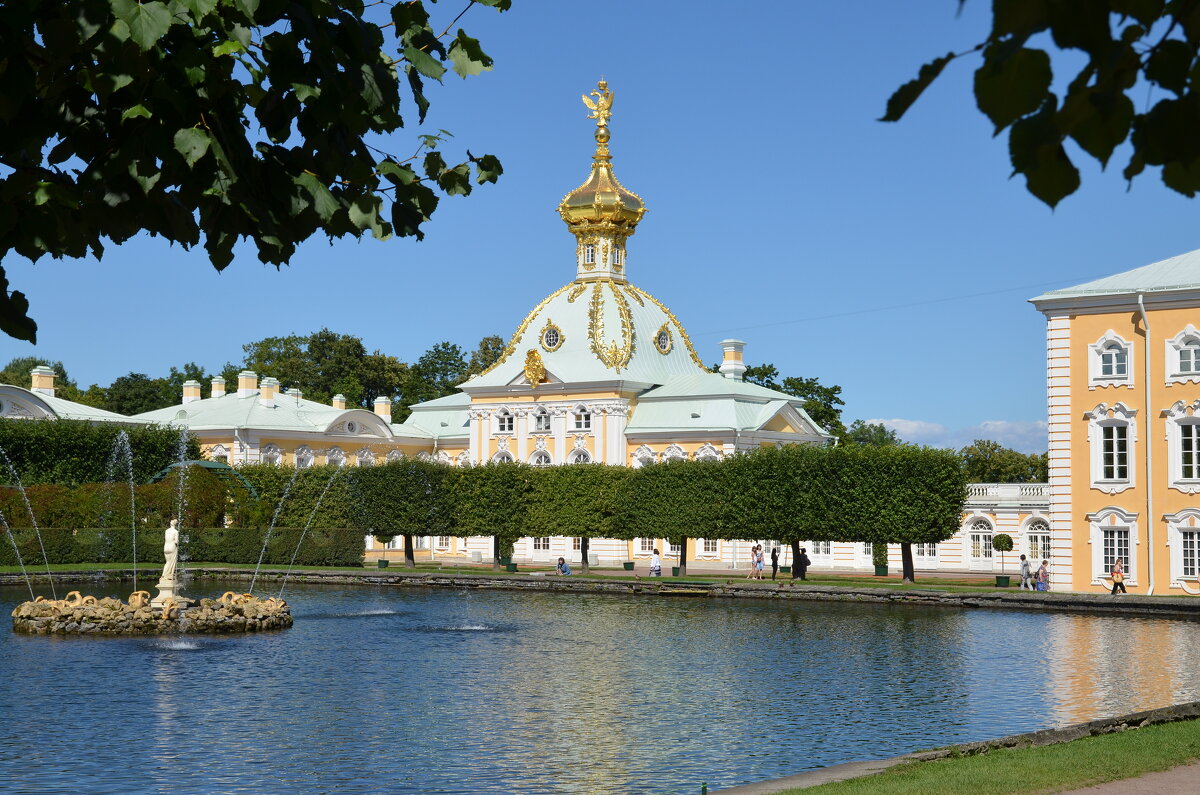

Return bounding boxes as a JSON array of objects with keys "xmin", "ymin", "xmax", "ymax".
[
  {"xmin": 530, "ymin": 450, "xmax": 552, "ymax": 467},
  {"xmin": 534, "ymin": 407, "xmax": 551, "ymax": 432},
  {"xmin": 492, "ymin": 451, "xmax": 514, "ymax": 464},
  {"xmin": 695, "ymin": 443, "xmax": 721, "ymax": 461},
  {"xmin": 387, "ymin": 450, "xmax": 404, "ymax": 463},
  {"xmin": 1087, "ymin": 402, "xmax": 1136, "ymax": 492},
  {"xmin": 663, "ymin": 444, "xmax": 686, "ymax": 461},
  {"xmin": 496, "ymin": 408, "xmax": 514, "ymax": 433},
  {"xmin": 1165, "ymin": 399, "xmax": 1200, "ymax": 489},
  {"xmin": 573, "ymin": 405, "xmax": 591, "ymax": 431},
  {"xmin": 1167, "ymin": 325, "xmax": 1200, "ymax": 383},
  {"xmin": 356, "ymin": 449, "xmax": 375, "ymax": 467},
  {"xmin": 261, "ymin": 444, "xmax": 282, "ymax": 466},
  {"xmin": 327, "ymin": 447, "xmax": 346, "ymax": 467},
  {"xmin": 568, "ymin": 449, "xmax": 591, "ymax": 464},
  {"xmin": 416, "ymin": 451, "xmax": 433, "ymax": 462},
  {"xmin": 1089, "ymin": 331, "xmax": 1133, "ymax": 386},
  {"xmin": 295, "ymin": 446, "xmax": 313, "ymax": 469},
  {"xmin": 1026, "ymin": 519, "xmax": 1051, "ymax": 560},
  {"xmin": 1181, "ymin": 339, "xmax": 1200, "ymax": 373},
  {"xmin": 456, "ymin": 451, "xmax": 472, "ymax": 467},
  {"xmin": 210, "ymin": 443, "xmax": 229, "ymax": 464},
  {"xmin": 632, "ymin": 445, "xmax": 656, "ymax": 468},
  {"xmin": 968, "ymin": 518, "xmax": 993, "ymax": 560},
  {"xmin": 1100, "ymin": 343, "xmax": 1127, "ymax": 377}
]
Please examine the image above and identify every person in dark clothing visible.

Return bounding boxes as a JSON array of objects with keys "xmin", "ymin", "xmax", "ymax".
[
  {"xmin": 770, "ymin": 547, "xmax": 780, "ymax": 580},
  {"xmin": 793, "ymin": 547, "xmax": 811, "ymax": 581}
]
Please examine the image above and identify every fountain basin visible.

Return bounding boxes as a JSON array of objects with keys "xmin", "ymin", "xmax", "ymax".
[{"xmin": 10, "ymin": 592, "xmax": 292, "ymax": 635}]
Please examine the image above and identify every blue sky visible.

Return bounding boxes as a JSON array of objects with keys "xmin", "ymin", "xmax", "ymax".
[{"xmin": 4, "ymin": 1, "xmax": 1199, "ymax": 453}]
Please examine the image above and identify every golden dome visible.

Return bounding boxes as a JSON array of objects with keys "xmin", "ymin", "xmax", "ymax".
[{"xmin": 557, "ymin": 80, "xmax": 646, "ymax": 233}]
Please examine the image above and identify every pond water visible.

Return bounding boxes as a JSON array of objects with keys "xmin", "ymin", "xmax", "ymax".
[{"xmin": 3, "ymin": 581, "xmax": 1200, "ymax": 794}]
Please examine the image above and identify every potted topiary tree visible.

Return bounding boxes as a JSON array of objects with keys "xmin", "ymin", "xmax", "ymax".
[
  {"xmin": 992, "ymin": 533, "xmax": 1013, "ymax": 587},
  {"xmin": 872, "ymin": 542, "xmax": 889, "ymax": 576}
]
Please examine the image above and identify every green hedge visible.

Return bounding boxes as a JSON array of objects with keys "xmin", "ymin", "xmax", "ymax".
[
  {"xmin": 0, "ymin": 419, "xmax": 200, "ymax": 486},
  {"xmin": 0, "ymin": 526, "xmax": 365, "ymax": 568}
]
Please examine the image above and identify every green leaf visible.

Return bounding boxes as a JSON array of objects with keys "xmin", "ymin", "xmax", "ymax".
[
  {"xmin": 468, "ymin": 151, "xmax": 503, "ymax": 184},
  {"xmin": 0, "ymin": 267, "xmax": 37, "ymax": 343},
  {"xmin": 974, "ymin": 46, "xmax": 1053, "ymax": 132},
  {"xmin": 295, "ymin": 172, "xmax": 339, "ymax": 222},
  {"xmin": 403, "ymin": 46, "xmax": 447, "ymax": 82},
  {"xmin": 212, "ymin": 40, "xmax": 245, "ymax": 57},
  {"xmin": 1145, "ymin": 39, "xmax": 1192, "ymax": 94},
  {"xmin": 1008, "ymin": 99, "xmax": 1080, "ymax": 207},
  {"xmin": 173, "ymin": 128, "xmax": 211, "ymax": 167},
  {"xmin": 378, "ymin": 160, "xmax": 417, "ymax": 186},
  {"xmin": 880, "ymin": 52, "xmax": 955, "ymax": 122},
  {"xmin": 448, "ymin": 30, "xmax": 493, "ymax": 79},
  {"xmin": 179, "ymin": 0, "xmax": 218, "ymax": 19},
  {"xmin": 990, "ymin": 0, "xmax": 1049, "ymax": 38},
  {"xmin": 111, "ymin": 0, "xmax": 174, "ymax": 51},
  {"xmin": 1061, "ymin": 89, "xmax": 1133, "ymax": 166},
  {"xmin": 121, "ymin": 104, "xmax": 153, "ymax": 121}
]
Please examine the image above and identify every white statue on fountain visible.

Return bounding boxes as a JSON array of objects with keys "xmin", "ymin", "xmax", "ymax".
[{"xmin": 151, "ymin": 518, "xmax": 182, "ymax": 608}]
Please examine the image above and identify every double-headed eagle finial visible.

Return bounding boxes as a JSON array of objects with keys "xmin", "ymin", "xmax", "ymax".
[{"xmin": 581, "ymin": 79, "xmax": 614, "ymax": 159}]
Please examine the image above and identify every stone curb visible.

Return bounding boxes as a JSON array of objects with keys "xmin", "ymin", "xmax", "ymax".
[
  {"xmin": 4, "ymin": 568, "xmax": 1199, "ymax": 619},
  {"xmin": 712, "ymin": 699, "xmax": 1200, "ymax": 793}
]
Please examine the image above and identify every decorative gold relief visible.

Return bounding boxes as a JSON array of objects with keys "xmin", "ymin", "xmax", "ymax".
[
  {"xmin": 540, "ymin": 319, "xmax": 565, "ymax": 352},
  {"xmin": 524, "ymin": 349, "xmax": 547, "ymax": 387},
  {"xmin": 628, "ymin": 285, "xmax": 706, "ymax": 369},
  {"xmin": 624, "ymin": 284, "xmax": 643, "ymax": 306},
  {"xmin": 567, "ymin": 283, "xmax": 587, "ymax": 303},
  {"xmin": 587, "ymin": 279, "xmax": 635, "ymax": 371}
]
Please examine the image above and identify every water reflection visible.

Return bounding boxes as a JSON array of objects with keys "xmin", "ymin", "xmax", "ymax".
[{"xmin": 2, "ymin": 583, "xmax": 1199, "ymax": 794}]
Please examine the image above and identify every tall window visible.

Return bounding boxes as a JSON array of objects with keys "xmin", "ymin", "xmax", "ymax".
[
  {"xmin": 534, "ymin": 408, "xmax": 551, "ymax": 432},
  {"xmin": 533, "ymin": 537, "xmax": 550, "ymax": 551},
  {"xmin": 1182, "ymin": 422, "xmax": 1198, "ymax": 480},
  {"xmin": 639, "ymin": 538, "xmax": 655, "ymax": 553},
  {"xmin": 574, "ymin": 407, "xmax": 591, "ymax": 431},
  {"xmin": 810, "ymin": 541, "xmax": 831, "ymax": 556},
  {"xmin": 1182, "ymin": 531, "xmax": 1198, "ymax": 578},
  {"xmin": 703, "ymin": 539, "xmax": 718, "ymax": 554},
  {"xmin": 572, "ymin": 537, "xmax": 582, "ymax": 551},
  {"xmin": 1102, "ymin": 425, "xmax": 1129, "ymax": 480},
  {"xmin": 969, "ymin": 520, "xmax": 993, "ymax": 558},
  {"xmin": 1100, "ymin": 343, "xmax": 1127, "ymax": 377},
  {"xmin": 1102, "ymin": 528, "xmax": 1130, "ymax": 573},
  {"xmin": 327, "ymin": 447, "xmax": 345, "ymax": 467},
  {"xmin": 1181, "ymin": 341, "xmax": 1200, "ymax": 373},
  {"xmin": 295, "ymin": 446, "xmax": 313, "ymax": 468},
  {"xmin": 496, "ymin": 409, "xmax": 514, "ymax": 433},
  {"xmin": 584, "ymin": 243, "xmax": 595, "ymax": 264},
  {"xmin": 1027, "ymin": 520, "xmax": 1051, "ymax": 560},
  {"xmin": 261, "ymin": 444, "xmax": 282, "ymax": 466},
  {"xmin": 861, "ymin": 542, "xmax": 873, "ymax": 556}
]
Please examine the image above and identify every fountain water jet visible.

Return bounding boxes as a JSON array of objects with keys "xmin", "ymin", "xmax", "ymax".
[
  {"xmin": 0, "ymin": 445, "xmax": 55, "ymax": 600},
  {"xmin": 172, "ymin": 428, "xmax": 190, "ymax": 584},
  {"xmin": 102, "ymin": 430, "xmax": 138, "ymax": 592},
  {"xmin": 0, "ymin": 510, "xmax": 35, "ymax": 601},
  {"xmin": 277, "ymin": 469, "xmax": 341, "ymax": 600},
  {"xmin": 249, "ymin": 466, "xmax": 300, "ymax": 594}
]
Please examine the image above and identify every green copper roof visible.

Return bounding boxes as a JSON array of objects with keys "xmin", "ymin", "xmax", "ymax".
[
  {"xmin": 400, "ymin": 391, "xmax": 470, "ymax": 439},
  {"xmin": 1032, "ymin": 248, "xmax": 1200, "ymax": 302},
  {"xmin": 0, "ymin": 385, "xmax": 144, "ymax": 424},
  {"xmin": 629, "ymin": 373, "xmax": 833, "ymax": 438}
]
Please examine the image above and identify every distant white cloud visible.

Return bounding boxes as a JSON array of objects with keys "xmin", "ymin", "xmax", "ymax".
[{"xmin": 863, "ymin": 418, "xmax": 1048, "ymax": 454}]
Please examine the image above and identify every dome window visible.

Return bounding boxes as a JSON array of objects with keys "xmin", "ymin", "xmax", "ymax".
[
  {"xmin": 541, "ymin": 321, "xmax": 564, "ymax": 352},
  {"xmin": 584, "ymin": 244, "xmax": 595, "ymax": 264},
  {"xmin": 654, "ymin": 324, "xmax": 673, "ymax": 354}
]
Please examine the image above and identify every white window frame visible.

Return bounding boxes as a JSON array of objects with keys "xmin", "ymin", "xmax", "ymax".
[
  {"xmin": 327, "ymin": 447, "xmax": 346, "ymax": 467},
  {"xmin": 356, "ymin": 448, "xmax": 375, "ymax": 468},
  {"xmin": 210, "ymin": 443, "xmax": 229, "ymax": 464},
  {"xmin": 573, "ymin": 405, "xmax": 591, "ymax": 431},
  {"xmin": 529, "ymin": 450, "xmax": 553, "ymax": 467},
  {"xmin": 1166, "ymin": 324, "xmax": 1200, "ymax": 385},
  {"xmin": 967, "ymin": 518, "xmax": 994, "ymax": 563},
  {"xmin": 533, "ymin": 407, "xmax": 551, "ymax": 432},
  {"xmin": 1165, "ymin": 399, "xmax": 1200, "ymax": 494},
  {"xmin": 914, "ymin": 542, "xmax": 937, "ymax": 560},
  {"xmin": 632, "ymin": 445, "xmax": 656, "ymax": 468},
  {"xmin": 1166, "ymin": 508, "xmax": 1200, "ymax": 589},
  {"xmin": 584, "ymin": 243, "xmax": 595, "ymax": 264},
  {"xmin": 808, "ymin": 540, "xmax": 831, "ymax": 559},
  {"xmin": 295, "ymin": 445, "xmax": 313, "ymax": 469},
  {"xmin": 496, "ymin": 408, "xmax": 514, "ymax": 434},
  {"xmin": 261, "ymin": 444, "xmax": 282, "ymax": 466},
  {"xmin": 695, "ymin": 443, "xmax": 722, "ymax": 461},
  {"xmin": 1088, "ymin": 330, "xmax": 1134, "ymax": 388},
  {"xmin": 1086, "ymin": 402, "xmax": 1137, "ymax": 494},
  {"xmin": 637, "ymin": 537, "xmax": 655, "ymax": 554},
  {"xmin": 702, "ymin": 538, "xmax": 718, "ymax": 555},
  {"xmin": 1024, "ymin": 518, "xmax": 1051, "ymax": 561},
  {"xmin": 436, "ymin": 536, "xmax": 452, "ymax": 550},
  {"xmin": 386, "ymin": 450, "xmax": 404, "ymax": 463},
  {"xmin": 662, "ymin": 444, "xmax": 687, "ymax": 462},
  {"xmin": 568, "ymin": 448, "xmax": 591, "ymax": 464},
  {"xmin": 1087, "ymin": 506, "xmax": 1138, "ymax": 587},
  {"xmin": 491, "ymin": 451, "xmax": 514, "ymax": 464}
]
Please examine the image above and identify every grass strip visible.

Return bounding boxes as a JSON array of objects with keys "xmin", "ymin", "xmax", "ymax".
[{"xmin": 782, "ymin": 716, "xmax": 1200, "ymax": 794}]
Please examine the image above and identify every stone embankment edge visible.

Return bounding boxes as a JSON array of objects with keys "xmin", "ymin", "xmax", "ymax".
[
  {"xmin": 3, "ymin": 567, "xmax": 1200, "ymax": 619},
  {"xmin": 712, "ymin": 699, "xmax": 1200, "ymax": 794}
]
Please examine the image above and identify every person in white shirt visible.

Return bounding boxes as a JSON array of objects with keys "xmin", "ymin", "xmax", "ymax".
[
  {"xmin": 1019, "ymin": 554, "xmax": 1035, "ymax": 590},
  {"xmin": 649, "ymin": 548, "xmax": 662, "ymax": 577}
]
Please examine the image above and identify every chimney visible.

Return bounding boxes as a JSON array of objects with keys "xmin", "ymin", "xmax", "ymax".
[
  {"xmin": 29, "ymin": 365, "xmax": 56, "ymax": 396},
  {"xmin": 718, "ymin": 339, "xmax": 747, "ymax": 381},
  {"xmin": 332, "ymin": 393, "xmax": 346, "ymax": 410},
  {"xmin": 290, "ymin": 388, "xmax": 303, "ymax": 402},
  {"xmin": 211, "ymin": 376, "xmax": 226, "ymax": 398},
  {"xmin": 259, "ymin": 376, "xmax": 278, "ymax": 406},
  {"xmin": 181, "ymin": 380, "xmax": 202, "ymax": 404},
  {"xmin": 237, "ymin": 370, "xmax": 257, "ymax": 397},
  {"xmin": 374, "ymin": 396, "xmax": 392, "ymax": 422}
]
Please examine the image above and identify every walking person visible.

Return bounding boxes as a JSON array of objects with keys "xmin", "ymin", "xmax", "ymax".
[
  {"xmin": 1019, "ymin": 554, "xmax": 1035, "ymax": 591},
  {"xmin": 1110, "ymin": 558, "xmax": 1127, "ymax": 595},
  {"xmin": 794, "ymin": 547, "xmax": 811, "ymax": 581},
  {"xmin": 1036, "ymin": 559, "xmax": 1050, "ymax": 592},
  {"xmin": 770, "ymin": 547, "xmax": 780, "ymax": 581},
  {"xmin": 754, "ymin": 545, "xmax": 765, "ymax": 580},
  {"xmin": 649, "ymin": 548, "xmax": 662, "ymax": 577}
]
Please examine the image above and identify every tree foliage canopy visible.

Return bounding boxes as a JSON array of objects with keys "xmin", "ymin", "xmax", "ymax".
[
  {"xmin": 0, "ymin": 0, "xmax": 509, "ymax": 342},
  {"xmin": 884, "ymin": 1, "xmax": 1200, "ymax": 208},
  {"xmin": 959, "ymin": 438, "xmax": 1048, "ymax": 482}
]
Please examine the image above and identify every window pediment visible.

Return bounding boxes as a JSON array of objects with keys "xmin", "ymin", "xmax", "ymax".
[{"xmin": 1088, "ymin": 330, "xmax": 1133, "ymax": 389}]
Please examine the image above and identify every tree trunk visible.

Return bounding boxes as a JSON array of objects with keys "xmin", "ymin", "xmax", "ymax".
[
  {"xmin": 580, "ymin": 537, "xmax": 590, "ymax": 574},
  {"xmin": 901, "ymin": 542, "xmax": 915, "ymax": 583},
  {"xmin": 790, "ymin": 539, "xmax": 801, "ymax": 579},
  {"xmin": 492, "ymin": 535, "xmax": 501, "ymax": 571},
  {"xmin": 679, "ymin": 537, "xmax": 688, "ymax": 577},
  {"xmin": 403, "ymin": 534, "xmax": 416, "ymax": 568}
]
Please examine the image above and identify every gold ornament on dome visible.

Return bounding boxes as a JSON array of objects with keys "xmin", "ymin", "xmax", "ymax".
[
  {"xmin": 654, "ymin": 322, "xmax": 674, "ymax": 355},
  {"xmin": 477, "ymin": 283, "xmax": 573, "ymax": 377},
  {"xmin": 587, "ymin": 280, "xmax": 635, "ymax": 371},
  {"xmin": 540, "ymin": 319, "xmax": 565, "ymax": 352},
  {"xmin": 524, "ymin": 349, "xmax": 547, "ymax": 387}
]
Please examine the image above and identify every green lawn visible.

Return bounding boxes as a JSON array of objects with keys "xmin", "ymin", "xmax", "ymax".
[{"xmin": 782, "ymin": 717, "xmax": 1200, "ymax": 794}]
